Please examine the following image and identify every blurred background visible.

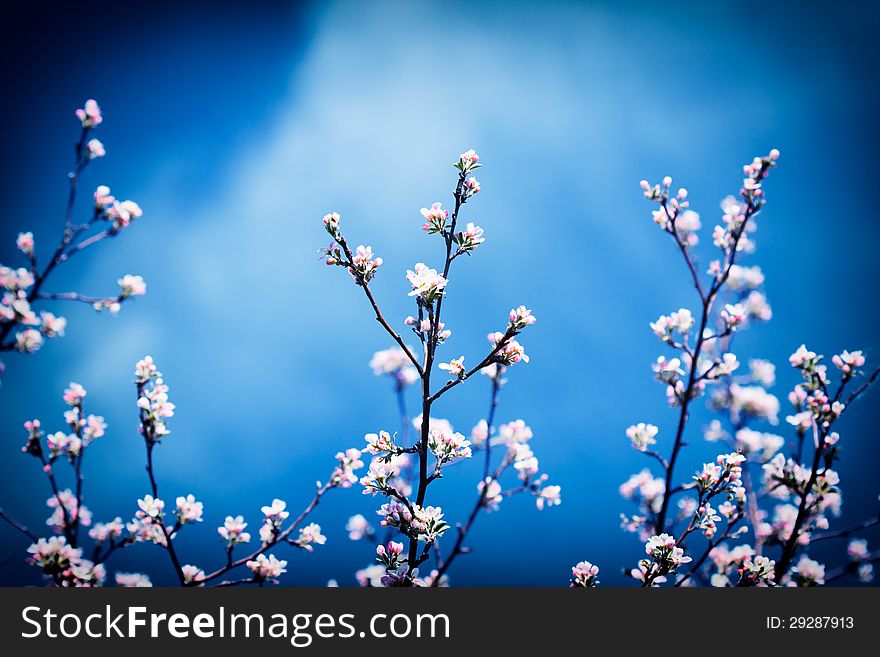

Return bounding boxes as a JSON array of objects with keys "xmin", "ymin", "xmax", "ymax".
[{"xmin": 1, "ymin": 0, "xmax": 879, "ymax": 586}]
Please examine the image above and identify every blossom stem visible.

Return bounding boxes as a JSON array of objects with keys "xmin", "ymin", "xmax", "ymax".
[
  {"xmin": 675, "ymin": 513, "xmax": 744, "ymax": 587},
  {"xmin": 774, "ymin": 424, "xmax": 826, "ymax": 580},
  {"xmin": 0, "ymin": 508, "xmax": 37, "ymax": 541},
  {"xmin": 655, "ymin": 199, "xmax": 758, "ymax": 534},
  {"xmin": 196, "ymin": 479, "xmax": 334, "ymax": 586},
  {"xmin": 333, "ymin": 235, "xmax": 423, "ymax": 376},
  {"xmin": 810, "ymin": 516, "xmax": 880, "ymax": 543},
  {"xmin": 38, "ymin": 292, "xmax": 120, "ymax": 306},
  {"xmin": 428, "ymin": 328, "xmax": 516, "ymax": 403},
  {"xmin": 483, "ymin": 374, "xmax": 501, "ymax": 481},
  {"xmin": 395, "ymin": 380, "xmax": 409, "ymax": 447},
  {"xmin": 143, "ymin": 441, "xmax": 186, "ymax": 585},
  {"xmin": 824, "ymin": 550, "xmax": 880, "ymax": 584}
]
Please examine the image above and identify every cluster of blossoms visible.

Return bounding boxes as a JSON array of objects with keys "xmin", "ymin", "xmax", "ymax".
[
  {"xmin": 570, "ymin": 150, "xmax": 880, "ymax": 589},
  {"xmin": 246, "ymin": 554, "xmax": 287, "ymax": 582},
  {"xmin": 570, "ymin": 561, "xmax": 600, "ymax": 587},
  {"xmin": 26, "ymin": 536, "xmax": 105, "ymax": 587},
  {"xmin": 370, "ymin": 347, "xmax": 419, "ymax": 387},
  {"xmin": 427, "ymin": 428, "xmax": 472, "ymax": 464},
  {"xmin": 846, "ymin": 538, "xmax": 876, "ymax": 583},
  {"xmin": 322, "ymin": 150, "xmax": 557, "ymax": 586},
  {"xmin": 5, "ymin": 350, "xmax": 372, "ymax": 588},
  {"xmin": 376, "ymin": 501, "xmax": 450, "ymax": 543},
  {"xmin": 0, "ymin": 100, "xmax": 146, "ymax": 381},
  {"xmin": 632, "ymin": 533, "xmax": 693, "ymax": 586},
  {"xmin": 135, "ymin": 356, "xmax": 175, "ymax": 443}
]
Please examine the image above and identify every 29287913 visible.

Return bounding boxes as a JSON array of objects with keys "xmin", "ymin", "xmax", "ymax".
[{"xmin": 766, "ymin": 617, "xmax": 854, "ymax": 629}]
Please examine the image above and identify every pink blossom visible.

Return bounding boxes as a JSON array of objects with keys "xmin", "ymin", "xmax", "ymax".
[
  {"xmin": 626, "ymin": 423, "xmax": 658, "ymax": 452},
  {"xmin": 470, "ymin": 419, "xmax": 489, "ymax": 447},
  {"xmin": 63, "ymin": 382, "xmax": 86, "ymax": 406},
  {"xmin": 0, "ymin": 266, "xmax": 35, "ymax": 291},
  {"xmin": 438, "ymin": 356, "xmax": 466, "ymax": 378},
  {"xmin": 832, "ymin": 350, "xmax": 865, "ymax": 376},
  {"xmin": 456, "ymin": 222, "xmax": 485, "ymax": 252},
  {"xmin": 136, "ymin": 495, "xmax": 165, "ymax": 519},
  {"xmin": 115, "ymin": 572, "xmax": 152, "ymax": 587},
  {"xmin": 369, "ymin": 347, "xmax": 418, "ymax": 386},
  {"xmin": 508, "ymin": 305, "xmax": 536, "ymax": 330},
  {"xmin": 295, "ymin": 523, "xmax": 326, "ymax": 551},
  {"xmin": 364, "ymin": 430, "xmax": 396, "ymax": 454},
  {"xmin": 492, "ymin": 421, "xmax": 530, "ymax": 448},
  {"xmin": 789, "ymin": 344, "xmax": 818, "ymax": 369},
  {"xmin": 89, "ymin": 518, "xmax": 124, "ymax": 542},
  {"xmin": 322, "ymin": 212, "xmax": 341, "ymax": 236},
  {"xmin": 406, "ymin": 263, "xmax": 447, "ymax": 300},
  {"xmin": 175, "ymin": 494, "xmax": 204, "ymax": 524},
  {"xmin": 246, "ymin": 553, "xmax": 287, "ymax": 581},
  {"xmin": 105, "ymin": 199, "xmax": 143, "ymax": 230},
  {"xmin": 346, "ymin": 514, "xmax": 373, "ymax": 541},
  {"xmin": 182, "ymin": 565, "xmax": 205, "ymax": 584},
  {"xmin": 350, "ymin": 245, "xmax": 383, "ymax": 282},
  {"xmin": 478, "ymin": 478, "xmax": 503, "ymax": 511},
  {"xmin": 260, "ymin": 498, "xmax": 289, "ymax": 524},
  {"xmin": 536, "ymin": 485, "xmax": 562, "ymax": 510},
  {"xmin": 790, "ymin": 555, "xmax": 825, "ymax": 586},
  {"xmin": 118, "ymin": 274, "xmax": 146, "ymax": 297},
  {"xmin": 40, "ymin": 311, "xmax": 67, "ymax": 338},
  {"xmin": 488, "ymin": 331, "xmax": 529, "ymax": 366},
  {"xmin": 16, "ymin": 231, "xmax": 34, "ymax": 256},
  {"xmin": 94, "ymin": 185, "xmax": 115, "ymax": 208},
  {"xmin": 455, "ymin": 149, "xmax": 480, "ymax": 174},
  {"xmin": 332, "ymin": 447, "xmax": 365, "ymax": 488},
  {"xmin": 570, "ymin": 561, "xmax": 600, "ymax": 587},
  {"xmin": 75, "ymin": 99, "xmax": 102, "ymax": 127},
  {"xmin": 848, "ymin": 538, "xmax": 869, "ymax": 561},
  {"xmin": 428, "ymin": 429, "xmax": 472, "ymax": 463},
  {"xmin": 87, "ymin": 138, "xmax": 105, "ymax": 159},
  {"xmin": 134, "ymin": 355, "xmax": 158, "ymax": 383},
  {"xmin": 420, "ymin": 202, "xmax": 448, "ymax": 234},
  {"xmin": 15, "ymin": 328, "xmax": 43, "ymax": 353},
  {"xmin": 218, "ymin": 515, "xmax": 251, "ymax": 545},
  {"xmin": 463, "ymin": 176, "xmax": 480, "ymax": 198}
]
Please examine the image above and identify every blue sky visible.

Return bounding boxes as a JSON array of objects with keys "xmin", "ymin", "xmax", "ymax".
[{"xmin": 1, "ymin": 0, "xmax": 879, "ymax": 585}]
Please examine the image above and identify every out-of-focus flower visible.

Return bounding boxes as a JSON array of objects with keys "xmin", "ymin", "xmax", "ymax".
[
  {"xmin": 75, "ymin": 99, "xmax": 102, "ymax": 128},
  {"xmin": 87, "ymin": 138, "xmax": 105, "ymax": 159},
  {"xmin": 626, "ymin": 423, "xmax": 658, "ymax": 452},
  {"xmin": 536, "ymin": 485, "xmax": 562, "ymax": 510},
  {"xmin": 115, "ymin": 572, "xmax": 152, "ymax": 587},
  {"xmin": 346, "ymin": 514, "xmax": 373, "ymax": 541},
  {"xmin": 16, "ymin": 232, "xmax": 34, "ymax": 256},
  {"xmin": 118, "ymin": 274, "xmax": 146, "ymax": 298}
]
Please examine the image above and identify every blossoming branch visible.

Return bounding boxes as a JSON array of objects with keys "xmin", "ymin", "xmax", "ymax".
[
  {"xmin": 322, "ymin": 150, "xmax": 560, "ymax": 586},
  {"xmin": 0, "ymin": 100, "xmax": 146, "ymax": 381},
  {"xmin": 570, "ymin": 150, "xmax": 880, "ymax": 587},
  {"xmin": 5, "ymin": 356, "xmax": 367, "ymax": 587}
]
